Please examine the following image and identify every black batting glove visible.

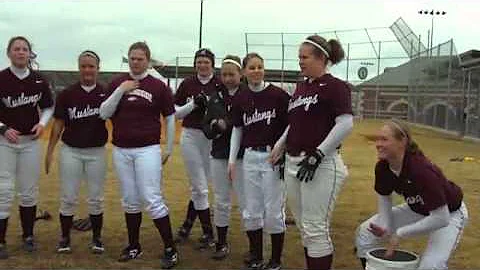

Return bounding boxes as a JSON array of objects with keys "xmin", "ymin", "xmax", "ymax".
[
  {"xmin": 296, "ymin": 149, "xmax": 325, "ymax": 182},
  {"xmin": 194, "ymin": 92, "xmax": 208, "ymax": 109}
]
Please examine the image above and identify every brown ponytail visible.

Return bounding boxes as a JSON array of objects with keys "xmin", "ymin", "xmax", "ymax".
[{"xmin": 304, "ymin": 35, "xmax": 345, "ymax": 65}]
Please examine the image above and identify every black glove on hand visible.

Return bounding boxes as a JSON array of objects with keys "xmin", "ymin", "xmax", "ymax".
[
  {"xmin": 296, "ymin": 149, "xmax": 325, "ymax": 182},
  {"xmin": 194, "ymin": 92, "xmax": 208, "ymax": 109}
]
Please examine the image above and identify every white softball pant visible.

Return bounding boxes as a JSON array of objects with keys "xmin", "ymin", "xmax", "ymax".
[
  {"xmin": 355, "ymin": 202, "xmax": 468, "ymax": 269},
  {"xmin": 59, "ymin": 144, "xmax": 106, "ymax": 216},
  {"xmin": 242, "ymin": 148, "xmax": 286, "ymax": 234},
  {"xmin": 210, "ymin": 158, "xmax": 245, "ymax": 228},
  {"xmin": 285, "ymin": 152, "xmax": 348, "ymax": 257},
  {"xmin": 112, "ymin": 144, "xmax": 169, "ymax": 219},
  {"xmin": 0, "ymin": 135, "xmax": 40, "ymax": 219},
  {"xmin": 180, "ymin": 128, "xmax": 211, "ymax": 211}
]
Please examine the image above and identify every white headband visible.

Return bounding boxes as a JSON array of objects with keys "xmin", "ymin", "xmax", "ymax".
[
  {"xmin": 222, "ymin": 59, "xmax": 242, "ymax": 69},
  {"xmin": 303, "ymin": 39, "xmax": 330, "ymax": 59},
  {"xmin": 79, "ymin": 51, "xmax": 99, "ymax": 63},
  {"xmin": 389, "ymin": 120, "xmax": 408, "ymax": 139}
]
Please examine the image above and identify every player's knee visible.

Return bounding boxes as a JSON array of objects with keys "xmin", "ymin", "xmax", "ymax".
[
  {"xmin": 19, "ymin": 195, "xmax": 37, "ymax": 207},
  {"xmin": 145, "ymin": 200, "xmax": 169, "ymax": 220},
  {"xmin": 87, "ymin": 200, "xmax": 104, "ymax": 216},
  {"xmin": 215, "ymin": 201, "xmax": 231, "ymax": 213}
]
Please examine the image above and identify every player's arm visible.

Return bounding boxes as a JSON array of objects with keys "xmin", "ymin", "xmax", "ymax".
[
  {"xmin": 174, "ymin": 100, "xmax": 195, "ymax": 119},
  {"xmin": 45, "ymin": 118, "xmax": 65, "ymax": 174},
  {"xmin": 99, "ymin": 80, "xmax": 138, "ymax": 120},
  {"xmin": 368, "ymin": 195, "xmax": 394, "ymax": 237},
  {"xmin": 162, "ymin": 114, "xmax": 175, "ymax": 165},
  {"xmin": 227, "ymin": 126, "xmax": 242, "ymax": 181},
  {"xmin": 270, "ymin": 125, "xmax": 289, "ymax": 164},
  {"xmin": 395, "ymin": 204, "xmax": 450, "ymax": 238}
]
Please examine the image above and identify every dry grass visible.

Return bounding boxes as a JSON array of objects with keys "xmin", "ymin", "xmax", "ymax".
[{"xmin": 0, "ymin": 119, "xmax": 478, "ymax": 269}]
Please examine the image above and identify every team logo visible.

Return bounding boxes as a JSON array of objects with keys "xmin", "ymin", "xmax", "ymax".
[
  {"xmin": 1, "ymin": 92, "xmax": 42, "ymax": 108},
  {"xmin": 405, "ymin": 195, "xmax": 424, "ymax": 205},
  {"xmin": 126, "ymin": 89, "xmax": 152, "ymax": 102},
  {"xmin": 243, "ymin": 108, "xmax": 276, "ymax": 126},
  {"xmin": 68, "ymin": 105, "xmax": 100, "ymax": 120},
  {"xmin": 288, "ymin": 94, "xmax": 318, "ymax": 112}
]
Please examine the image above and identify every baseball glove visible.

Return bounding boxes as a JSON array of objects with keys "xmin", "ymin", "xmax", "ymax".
[
  {"xmin": 72, "ymin": 217, "xmax": 92, "ymax": 231},
  {"xmin": 35, "ymin": 209, "xmax": 52, "ymax": 221}
]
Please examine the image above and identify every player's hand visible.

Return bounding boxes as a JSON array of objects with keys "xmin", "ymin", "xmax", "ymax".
[
  {"xmin": 227, "ymin": 162, "xmax": 236, "ymax": 182},
  {"xmin": 384, "ymin": 233, "xmax": 400, "ymax": 259},
  {"xmin": 269, "ymin": 143, "xmax": 285, "ymax": 165},
  {"xmin": 296, "ymin": 149, "xmax": 324, "ymax": 182},
  {"xmin": 4, "ymin": 127, "xmax": 20, "ymax": 144},
  {"xmin": 162, "ymin": 152, "xmax": 171, "ymax": 165},
  {"xmin": 368, "ymin": 223, "xmax": 388, "ymax": 237},
  {"xmin": 45, "ymin": 152, "xmax": 53, "ymax": 174},
  {"xmin": 119, "ymin": 80, "xmax": 139, "ymax": 93},
  {"xmin": 31, "ymin": 123, "xmax": 44, "ymax": 139}
]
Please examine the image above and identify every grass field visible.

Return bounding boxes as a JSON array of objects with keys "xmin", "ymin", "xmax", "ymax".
[{"xmin": 0, "ymin": 119, "xmax": 478, "ymax": 269}]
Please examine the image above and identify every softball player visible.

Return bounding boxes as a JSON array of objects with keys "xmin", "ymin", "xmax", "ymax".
[
  {"xmin": 202, "ymin": 55, "xmax": 245, "ymax": 260},
  {"xmin": 270, "ymin": 35, "xmax": 353, "ymax": 270},
  {"xmin": 44, "ymin": 50, "xmax": 107, "ymax": 254},
  {"xmin": 228, "ymin": 53, "xmax": 290, "ymax": 270},
  {"xmin": 355, "ymin": 119, "xmax": 468, "ymax": 270},
  {"xmin": 99, "ymin": 42, "xmax": 178, "ymax": 269},
  {"xmin": 174, "ymin": 48, "xmax": 219, "ymax": 249},
  {"xmin": 0, "ymin": 36, "xmax": 54, "ymax": 259}
]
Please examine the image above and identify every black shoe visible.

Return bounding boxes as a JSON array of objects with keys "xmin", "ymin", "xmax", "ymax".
[
  {"xmin": 0, "ymin": 243, "xmax": 8, "ymax": 259},
  {"xmin": 211, "ymin": 243, "xmax": 229, "ymax": 260},
  {"xmin": 22, "ymin": 236, "xmax": 36, "ymax": 252},
  {"xmin": 56, "ymin": 237, "xmax": 72, "ymax": 254},
  {"xmin": 160, "ymin": 247, "xmax": 178, "ymax": 269},
  {"xmin": 243, "ymin": 259, "xmax": 264, "ymax": 270},
  {"xmin": 243, "ymin": 251, "xmax": 255, "ymax": 264},
  {"xmin": 195, "ymin": 234, "xmax": 214, "ymax": 251},
  {"xmin": 89, "ymin": 238, "xmax": 104, "ymax": 254},
  {"xmin": 264, "ymin": 260, "xmax": 282, "ymax": 270},
  {"xmin": 174, "ymin": 226, "xmax": 190, "ymax": 244},
  {"xmin": 118, "ymin": 244, "xmax": 142, "ymax": 262}
]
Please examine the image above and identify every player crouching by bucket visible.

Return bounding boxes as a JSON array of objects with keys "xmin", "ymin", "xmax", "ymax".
[{"xmin": 355, "ymin": 119, "xmax": 468, "ymax": 270}]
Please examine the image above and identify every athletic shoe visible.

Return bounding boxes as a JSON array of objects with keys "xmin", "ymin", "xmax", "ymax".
[
  {"xmin": 89, "ymin": 238, "xmax": 104, "ymax": 254},
  {"xmin": 118, "ymin": 244, "xmax": 142, "ymax": 262},
  {"xmin": 195, "ymin": 234, "xmax": 215, "ymax": 251},
  {"xmin": 22, "ymin": 236, "xmax": 36, "ymax": 252},
  {"xmin": 264, "ymin": 259, "xmax": 282, "ymax": 270},
  {"xmin": 243, "ymin": 259, "xmax": 264, "ymax": 270},
  {"xmin": 211, "ymin": 243, "xmax": 229, "ymax": 260},
  {"xmin": 160, "ymin": 247, "xmax": 178, "ymax": 269},
  {"xmin": 56, "ymin": 238, "xmax": 72, "ymax": 254}
]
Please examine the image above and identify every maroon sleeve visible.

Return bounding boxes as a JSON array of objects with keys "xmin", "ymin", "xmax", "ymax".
[
  {"xmin": 38, "ymin": 75, "xmax": 54, "ymax": 109},
  {"xmin": 413, "ymin": 165, "xmax": 448, "ymax": 212},
  {"xmin": 53, "ymin": 89, "xmax": 67, "ymax": 120},
  {"xmin": 330, "ymin": 80, "xmax": 352, "ymax": 117},
  {"xmin": 231, "ymin": 93, "xmax": 244, "ymax": 127},
  {"xmin": 159, "ymin": 84, "xmax": 175, "ymax": 117},
  {"xmin": 174, "ymin": 79, "xmax": 188, "ymax": 106},
  {"xmin": 374, "ymin": 161, "xmax": 394, "ymax": 196}
]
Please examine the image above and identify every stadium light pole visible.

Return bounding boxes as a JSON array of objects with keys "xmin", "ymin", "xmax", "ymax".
[
  {"xmin": 199, "ymin": 0, "xmax": 204, "ymax": 49},
  {"xmin": 418, "ymin": 10, "xmax": 446, "ymax": 56}
]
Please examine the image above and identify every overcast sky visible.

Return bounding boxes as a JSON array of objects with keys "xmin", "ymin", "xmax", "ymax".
[{"xmin": 0, "ymin": 0, "xmax": 479, "ymax": 78}]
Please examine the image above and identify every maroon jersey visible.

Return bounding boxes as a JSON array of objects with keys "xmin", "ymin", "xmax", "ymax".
[
  {"xmin": 232, "ymin": 84, "xmax": 289, "ymax": 148},
  {"xmin": 53, "ymin": 82, "xmax": 108, "ymax": 148},
  {"xmin": 286, "ymin": 74, "xmax": 352, "ymax": 155},
  {"xmin": 0, "ymin": 68, "xmax": 53, "ymax": 135},
  {"xmin": 174, "ymin": 75, "xmax": 221, "ymax": 129},
  {"xmin": 375, "ymin": 151, "xmax": 463, "ymax": 216},
  {"xmin": 108, "ymin": 74, "xmax": 175, "ymax": 148}
]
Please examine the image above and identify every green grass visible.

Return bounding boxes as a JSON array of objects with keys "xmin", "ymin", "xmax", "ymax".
[{"xmin": 0, "ymin": 119, "xmax": 478, "ymax": 269}]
